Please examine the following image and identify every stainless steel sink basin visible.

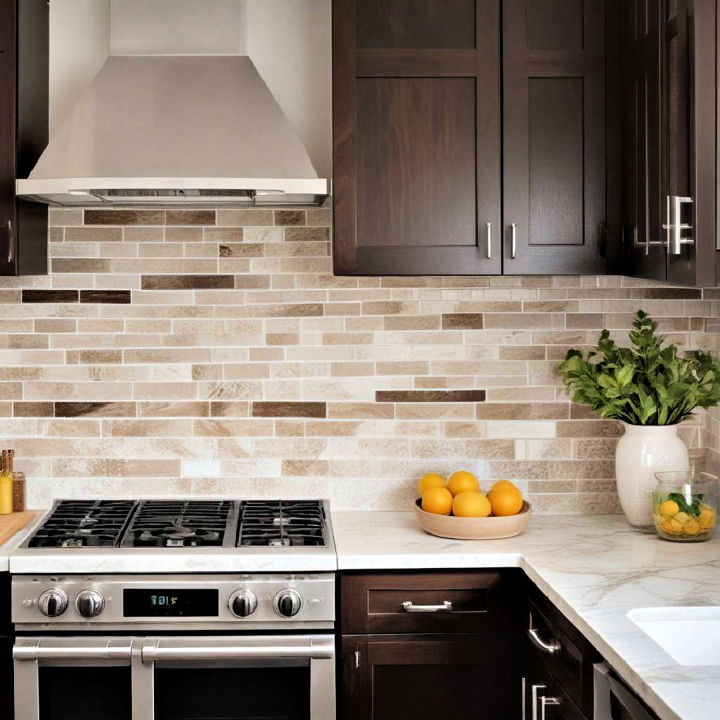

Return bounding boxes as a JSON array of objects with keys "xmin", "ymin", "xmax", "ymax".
[{"xmin": 628, "ymin": 607, "xmax": 720, "ymax": 666}]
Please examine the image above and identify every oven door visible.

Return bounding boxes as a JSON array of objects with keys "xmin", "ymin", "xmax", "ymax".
[
  {"xmin": 15, "ymin": 635, "xmax": 334, "ymax": 720},
  {"xmin": 14, "ymin": 637, "xmax": 134, "ymax": 720},
  {"xmin": 133, "ymin": 635, "xmax": 335, "ymax": 720}
]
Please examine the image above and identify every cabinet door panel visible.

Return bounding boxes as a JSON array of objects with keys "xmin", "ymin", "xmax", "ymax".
[
  {"xmin": 0, "ymin": 2, "xmax": 15, "ymax": 277},
  {"xmin": 357, "ymin": 0, "xmax": 476, "ymax": 49},
  {"xmin": 356, "ymin": 78, "xmax": 477, "ymax": 250},
  {"xmin": 342, "ymin": 635, "xmax": 510, "ymax": 720},
  {"xmin": 333, "ymin": 0, "xmax": 501, "ymax": 276},
  {"xmin": 503, "ymin": 0, "xmax": 606, "ymax": 274}
]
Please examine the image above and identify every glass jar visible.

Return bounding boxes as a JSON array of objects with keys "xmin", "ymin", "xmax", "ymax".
[{"xmin": 653, "ymin": 471, "xmax": 718, "ymax": 542}]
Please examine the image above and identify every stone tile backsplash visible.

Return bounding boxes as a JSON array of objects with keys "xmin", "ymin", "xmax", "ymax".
[{"xmin": 0, "ymin": 206, "xmax": 718, "ymax": 511}]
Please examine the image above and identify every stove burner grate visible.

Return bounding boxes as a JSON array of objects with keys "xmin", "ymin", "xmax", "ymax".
[
  {"xmin": 27, "ymin": 500, "xmax": 136, "ymax": 548},
  {"xmin": 237, "ymin": 500, "xmax": 326, "ymax": 547},
  {"xmin": 121, "ymin": 500, "xmax": 236, "ymax": 548}
]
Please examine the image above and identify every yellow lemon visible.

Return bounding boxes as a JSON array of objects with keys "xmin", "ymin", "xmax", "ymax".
[
  {"xmin": 658, "ymin": 500, "xmax": 680, "ymax": 517},
  {"xmin": 452, "ymin": 491, "xmax": 492, "ymax": 518},
  {"xmin": 674, "ymin": 511, "xmax": 691, "ymax": 526},
  {"xmin": 421, "ymin": 486, "xmax": 453, "ymax": 515},
  {"xmin": 491, "ymin": 480, "xmax": 521, "ymax": 495},
  {"xmin": 417, "ymin": 473, "xmax": 446, "ymax": 496},
  {"xmin": 699, "ymin": 508, "xmax": 716, "ymax": 530},
  {"xmin": 488, "ymin": 488, "xmax": 524, "ymax": 516},
  {"xmin": 684, "ymin": 519, "xmax": 701, "ymax": 536},
  {"xmin": 447, "ymin": 470, "xmax": 479, "ymax": 497}
]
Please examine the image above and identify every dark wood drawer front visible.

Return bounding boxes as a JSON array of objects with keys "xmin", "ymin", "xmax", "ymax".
[{"xmin": 342, "ymin": 571, "xmax": 509, "ymax": 634}]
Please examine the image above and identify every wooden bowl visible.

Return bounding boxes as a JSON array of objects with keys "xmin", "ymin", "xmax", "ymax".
[{"xmin": 414, "ymin": 498, "xmax": 531, "ymax": 540}]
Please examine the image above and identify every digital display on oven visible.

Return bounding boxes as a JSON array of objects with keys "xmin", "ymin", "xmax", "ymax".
[{"xmin": 123, "ymin": 589, "xmax": 219, "ymax": 617}]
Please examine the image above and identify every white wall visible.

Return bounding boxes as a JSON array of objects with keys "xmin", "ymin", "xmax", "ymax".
[
  {"xmin": 49, "ymin": 0, "xmax": 111, "ymax": 134},
  {"xmin": 110, "ymin": 0, "xmax": 246, "ymax": 56},
  {"xmin": 246, "ymin": 0, "xmax": 332, "ymax": 177}
]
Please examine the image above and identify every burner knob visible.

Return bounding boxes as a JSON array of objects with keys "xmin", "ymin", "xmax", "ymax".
[
  {"xmin": 274, "ymin": 588, "xmax": 302, "ymax": 618},
  {"xmin": 75, "ymin": 589, "xmax": 105, "ymax": 618},
  {"xmin": 229, "ymin": 590, "xmax": 258, "ymax": 618},
  {"xmin": 38, "ymin": 588, "xmax": 68, "ymax": 618}
]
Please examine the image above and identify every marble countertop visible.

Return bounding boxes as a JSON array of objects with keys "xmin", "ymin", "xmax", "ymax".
[{"xmin": 332, "ymin": 511, "xmax": 720, "ymax": 720}]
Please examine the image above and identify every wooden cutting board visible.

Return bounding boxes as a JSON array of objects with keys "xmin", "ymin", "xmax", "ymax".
[{"xmin": 0, "ymin": 510, "xmax": 38, "ymax": 546}]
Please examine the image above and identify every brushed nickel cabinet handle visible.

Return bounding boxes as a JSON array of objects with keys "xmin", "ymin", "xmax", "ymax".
[
  {"xmin": 663, "ymin": 195, "xmax": 694, "ymax": 255},
  {"xmin": 540, "ymin": 695, "xmax": 562, "ymax": 720},
  {"xmin": 401, "ymin": 600, "xmax": 452, "ymax": 613},
  {"xmin": 486, "ymin": 222, "xmax": 492, "ymax": 259},
  {"xmin": 5, "ymin": 220, "xmax": 13, "ymax": 263},
  {"xmin": 510, "ymin": 223, "xmax": 517, "ymax": 259},
  {"xmin": 527, "ymin": 611, "xmax": 562, "ymax": 655}
]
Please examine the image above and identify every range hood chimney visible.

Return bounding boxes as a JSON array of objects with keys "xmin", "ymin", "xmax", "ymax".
[{"xmin": 16, "ymin": 54, "xmax": 329, "ymax": 206}]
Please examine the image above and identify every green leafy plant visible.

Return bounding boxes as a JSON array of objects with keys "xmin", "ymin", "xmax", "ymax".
[{"xmin": 558, "ymin": 310, "xmax": 720, "ymax": 425}]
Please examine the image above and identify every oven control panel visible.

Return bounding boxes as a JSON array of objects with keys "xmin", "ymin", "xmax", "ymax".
[{"xmin": 12, "ymin": 573, "xmax": 335, "ymax": 629}]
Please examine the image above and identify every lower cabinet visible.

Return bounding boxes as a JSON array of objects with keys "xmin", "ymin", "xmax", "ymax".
[
  {"xmin": 341, "ymin": 634, "xmax": 510, "ymax": 720},
  {"xmin": 518, "ymin": 645, "xmax": 587, "ymax": 720}
]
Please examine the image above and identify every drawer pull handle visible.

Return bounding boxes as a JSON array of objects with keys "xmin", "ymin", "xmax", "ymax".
[
  {"xmin": 401, "ymin": 600, "xmax": 452, "ymax": 613},
  {"xmin": 528, "ymin": 611, "xmax": 561, "ymax": 655}
]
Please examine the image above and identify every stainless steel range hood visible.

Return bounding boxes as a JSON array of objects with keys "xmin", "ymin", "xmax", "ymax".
[{"xmin": 16, "ymin": 55, "xmax": 329, "ymax": 207}]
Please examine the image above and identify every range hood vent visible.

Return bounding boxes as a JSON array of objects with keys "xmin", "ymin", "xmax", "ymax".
[{"xmin": 17, "ymin": 55, "xmax": 329, "ymax": 207}]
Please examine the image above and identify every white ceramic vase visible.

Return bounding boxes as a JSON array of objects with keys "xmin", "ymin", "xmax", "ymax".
[{"xmin": 615, "ymin": 422, "xmax": 690, "ymax": 529}]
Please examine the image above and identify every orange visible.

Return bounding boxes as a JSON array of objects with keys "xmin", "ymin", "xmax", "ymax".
[
  {"xmin": 421, "ymin": 486, "xmax": 453, "ymax": 515},
  {"xmin": 491, "ymin": 480, "xmax": 521, "ymax": 496},
  {"xmin": 452, "ymin": 491, "xmax": 492, "ymax": 518},
  {"xmin": 417, "ymin": 473, "xmax": 446, "ymax": 496},
  {"xmin": 447, "ymin": 470, "xmax": 479, "ymax": 497},
  {"xmin": 488, "ymin": 487, "xmax": 523, "ymax": 516}
]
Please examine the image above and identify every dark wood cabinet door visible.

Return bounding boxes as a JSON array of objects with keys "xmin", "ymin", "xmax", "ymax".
[
  {"xmin": 0, "ymin": 0, "xmax": 48, "ymax": 277},
  {"xmin": 503, "ymin": 0, "xmax": 607, "ymax": 275},
  {"xmin": 518, "ymin": 650, "xmax": 588, "ymax": 720},
  {"xmin": 0, "ymin": 0, "xmax": 17, "ymax": 276},
  {"xmin": 333, "ymin": 0, "xmax": 502, "ymax": 275},
  {"xmin": 341, "ymin": 634, "xmax": 510, "ymax": 720}
]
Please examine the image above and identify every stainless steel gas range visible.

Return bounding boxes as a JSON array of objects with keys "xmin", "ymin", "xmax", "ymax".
[{"xmin": 10, "ymin": 499, "xmax": 337, "ymax": 720}]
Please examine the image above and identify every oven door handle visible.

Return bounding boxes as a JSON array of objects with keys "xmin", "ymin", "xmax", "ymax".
[
  {"xmin": 14, "ymin": 641, "xmax": 132, "ymax": 662},
  {"xmin": 141, "ymin": 639, "xmax": 335, "ymax": 663}
]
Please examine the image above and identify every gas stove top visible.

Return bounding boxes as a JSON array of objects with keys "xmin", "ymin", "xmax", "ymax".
[{"xmin": 22, "ymin": 499, "xmax": 331, "ymax": 550}]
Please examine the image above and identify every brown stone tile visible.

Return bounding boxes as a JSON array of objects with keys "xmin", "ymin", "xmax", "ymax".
[
  {"xmin": 141, "ymin": 275, "xmax": 234, "ymax": 289},
  {"xmin": 210, "ymin": 401, "xmax": 252, "ymax": 417},
  {"xmin": 476, "ymin": 403, "xmax": 568, "ymax": 420},
  {"xmin": 140, "ymin": 402, "xmax": 210, "ymax": 417},
  {"xmin": 267, "ymin": 333, "xmax": 300, "ymax": 346},
  {"xmin": 442, "ymin": 313, "xmax": 484, "ymax": 329},
  {"xmin": 219, "ymin": 244, "xmax": 263, "ymax": 257},
  {"xmin": 570, "ymin": 404, "xmax": 601, "ymax": 419},
  {"xmin": 233, "ymin": 275, "xmax": 272, "ymax": 289},
  {"xmin": 328, "ymin": 402, "xmax": 395, "ymax": 420},
  {"xmin": 84, "ymin": 210, "xmax": 165, "ymax": 225},
  {"xmin": 52, "ymin": 259, "xmax": 112, "ymax": 273},
  {"xmin": 165, "ymin": 210, "xmax": 216, "ymax": 226},
  {"xmin": 217, "ymin": 209, "xmax": 273, "ymax": 226},
  {"xmin": 80, "ymin": 290, "xmax": 131, "ymax": 304},
  {"xmin": 275, "ymin": 210, "xmax": 306, "ymax": 226},
  {"xmin": 362, "ymin": 301, "xmax": 415, "ymax": 315},
  {"xmin": 54, "ymin": 402, "xmax": 137, "ymax": 417},
  {"xmin": 556, "ymin": 420, "xmax": 622, "ymax": 437},
  {"xmin": 204, "ymin": 227, "xmax": 244, "ymax": 242},
  {"xmin": 566, "ymin": 313, "xmax": 604, "ymax": 329},
  {"xmin": 385, "ymin": 316, "xmax": 440, "ymax": 330},
  {"xmin": 631, "ymin": 288, "xmax": 701, "ymax": 299},
  {"xmin": 282, "ymin": 459, "xmax": 329, "ymax": 476},
  {"xmin": 66, "ymin": 350, "xmax": 122, "ymax": 365},
  {"xmin": 500, "ymin": 346, "xmax": 545, "ymax": 360},
  {"xmin": 34, "ymin": 319, "xmax": 76, "ymax": 333},
  {"xmin": 376, "ymin": 390, "xmax": 485, "ymax": 403},
  {"xmin": 14, "ymin": 402, "xmax": 53, "ymax": 417},
  {"xmin": 285, "ymin": 227, "xmax": 330, "ymax": 242},
  {"xmin": 65, "ymin": 227, "xmax": 123, "ymax": 242},
  {"xmin": 252, "ymin": 401, "xmax": 326, "ymax": 418},
  {"xmin": 22, "ymin": 289, "xmax": 79, "ymax": 303}
]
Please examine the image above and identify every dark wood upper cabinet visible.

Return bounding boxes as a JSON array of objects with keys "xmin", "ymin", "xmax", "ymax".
[
  {"xmin": 502, "ymin": 0, "xmax": 608, "ymax": 274},
  {"xmin": 0, "ymin": 0, "xmax": 48, "ymax": 277},
  {"xmin": 333, "ymin": 0, "xmax": 502, "ymax": 275},
  {"xmin": 622, "ymin": 0, "xmax": 716, "ymax": 287}
]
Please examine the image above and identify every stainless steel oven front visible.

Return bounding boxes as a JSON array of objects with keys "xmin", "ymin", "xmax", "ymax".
[{"xmin": 12, "ymin": 574, "xmax": 336, "ymax": 720}]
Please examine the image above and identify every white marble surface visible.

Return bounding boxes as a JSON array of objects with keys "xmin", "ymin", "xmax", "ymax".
[{"xmin": 332, "ymin": 511, "xmax": 720, "ymax": 720}]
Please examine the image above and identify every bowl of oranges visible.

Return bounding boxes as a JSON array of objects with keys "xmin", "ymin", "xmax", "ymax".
[{"xmin": 415, "ymin": 470, "xmax": 531, "ymax": 540}]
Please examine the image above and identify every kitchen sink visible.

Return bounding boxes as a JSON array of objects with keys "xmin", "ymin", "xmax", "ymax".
[{"xmin": 627, "ymin": 607, "xmax": 720, "ymax": 665}]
